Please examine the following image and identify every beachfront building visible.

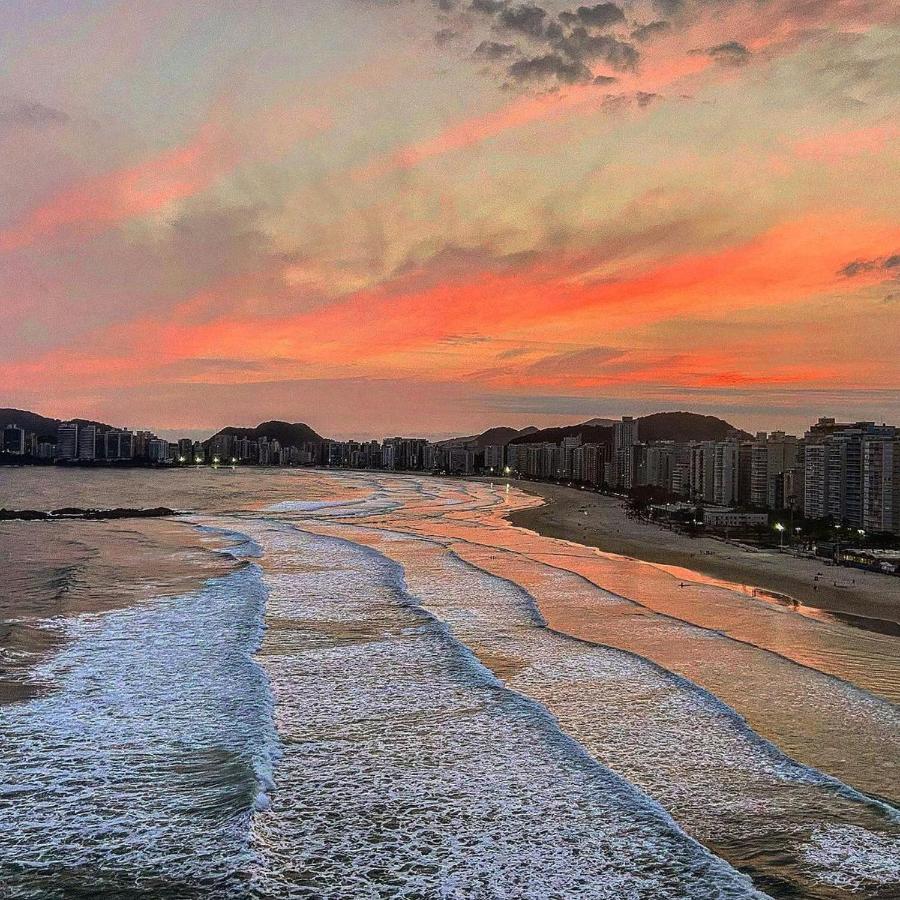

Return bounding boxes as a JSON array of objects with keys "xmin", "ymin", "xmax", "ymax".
[
  {"xmin": 483, "ymin": 444, "xmax": 504, "ymax": 472},
  {"xmin": 148, "ymin": 438, "xmax": 170, "ymax": 463},
  {"xmin": 643, "ymin": 443, "xmax": 676, "ymax": 492},
  {"xmin": 862, "ymin": 437, "xmax": 900, "ymax": 535},
  {"xmin": 104, "ymin": 430, "xmax": 135, "ymax": 460},
  {"xmin": 713, "ymin": 441, "xmax": 740, "ymax": 506},
  {"xmin": 2, "ymin": 424, "xmax": 26, "ymax": 455},
  {"xmin": 750, "ymin": 432, "xmax": 799, "ymax": 509},
  {"xmin": 56, "ymin": 422, "xmax": 79, "ymax": 461},
  {"xmin": 702, "ymin": 508, "xmax": 769, "ymax": 530},
  {"xmin": 613, "ymin": 417, "xmax": 639, "ymax": 489},
  {"xmin": 804, "ymin": 443, "xmax": 829, "ymax": 519}
]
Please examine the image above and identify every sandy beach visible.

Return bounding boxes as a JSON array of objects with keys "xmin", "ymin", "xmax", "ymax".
[{"xmin": 501, "ymin": 480, "xmax": 900, "ymax": 630}]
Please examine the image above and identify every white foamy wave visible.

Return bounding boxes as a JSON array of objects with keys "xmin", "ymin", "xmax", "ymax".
[
  {"xmin": 0, "ymin": 557, "xmax": 277, "ymax": 897},
  {"xmin": 309, "ymin": 522, "xmax": 900, "ymax": 896},
  {"xmin": 243, "ymin": 523, "xmax": 763, "ymax": 898},
  {"xmin": 801, "ymin": 824, "xmax": 900, "ymax": 890}
]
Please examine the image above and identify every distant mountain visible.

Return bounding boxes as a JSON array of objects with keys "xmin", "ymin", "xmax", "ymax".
[
  {"xmin": 508, "ymin": 422, "xmax": 614, "ymax": 446},
  {"xmin": 509, "ymin": 411, "xmax": 749, "ymax": 446},
  {"xmin": 206, "ymin": 420, "xmax": 327, "ymax": 447},
  {"xmin": 0, "ymin": 408, "xmax": 114, "ymax": 440},
  {"xmin": 580, "ymin": 417, "xmax": 617, "ymax": 427},
  {"xmin": 637, "ymin": 411, "xmax": 751, "ymax": 443},
  {"xmin": 436, "ymin": 425, "xmax": 538, "ymax": 449}
]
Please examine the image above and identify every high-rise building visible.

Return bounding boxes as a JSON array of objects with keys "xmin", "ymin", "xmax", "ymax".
[
  {"xmin": 76, "ymin": 424, "xmax": 97, "ymax": 461},
  {"xmin": 209, "ymin": 433, "xmax": 235, "ymax": 462},
  {"xmin": 446, "ymin": 447, "xmax": 475, "ymax": 474},
  {"xmin": 690, "ymin": 442, "xmax": 716, "ymax": 502},
  {"xmin": 57, "ymin": 422, "xmax": 79, "ymax": 461},
  {"xmin": 613, "ymin": 416, "xmax": 639, "ymax": 489},
  {"xmin": 862, "ymin": 437, "xmax": 900, "ymax": 535},
  {"xmin": 104, "ymin": 430, "xmax": 134, "ymax": 460},
  {"xmin": 800, "ymin": 421, "xmax": 897, "ymax": 527},
  {"xmin": 2, "ymin": 425, "xmax": 25, "ymax": 455},
  {"xmin": 581, "ymin": 444, "xmax": 605, "ymax": 487},
  {"xmin": 148, "ymin": 438, "xmax": 170, "ymax": 463},
  {"xmin": 750, "ymin": 432, "xmax": 798, "ymax": 509},
  {"xmin": 803, "ymin": 443, "xmax": 829, "ymax": 518},
  {"xmin": 713, "ymin": 441, "xmax": 740, "ymax": 506},
  {"xmin": 645, "ymin": 443, "xmax": 675, "ymax": 491},
  {"xmin": 483, "ymin": 445, "xmax": 504, "ymax": 471}
]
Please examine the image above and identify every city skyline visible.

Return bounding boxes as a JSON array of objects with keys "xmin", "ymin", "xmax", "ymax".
[
  {"xmin": 5, "ymin": 409, "xmax": 899, "ymax": 538},
  {"xmin": 1, "ymin": 2, "xmax": 898, "ymax": 436}
]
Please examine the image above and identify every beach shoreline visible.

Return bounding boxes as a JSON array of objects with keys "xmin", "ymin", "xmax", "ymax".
[{"xmin": 488, "ymin": 479, "xmax": 900, "ymax": 628}]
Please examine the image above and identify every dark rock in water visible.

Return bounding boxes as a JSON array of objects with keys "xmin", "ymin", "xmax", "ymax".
[
  {"xmin": 0, "ymin": 507, "xmax": 177, "ymax": 521},
  {"xmin": 80, "ymin": 507, "xmax": 176, "ymax": 520},
  {"xmin": 0, "ymin": 509, "xmax": 49, "ymax": 521}
]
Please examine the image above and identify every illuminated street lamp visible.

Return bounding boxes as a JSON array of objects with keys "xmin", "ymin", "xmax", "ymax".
[
  {"xmin": 195, "ymin": 456, "xmax": 203, "ymax": 465},
  {"xmin": 178, "ymin": 456, "xmax": 186, "ymax": 464},
  {"xmin": 774, "ymin": 522, "xmax": 785, "ymax": 549}
]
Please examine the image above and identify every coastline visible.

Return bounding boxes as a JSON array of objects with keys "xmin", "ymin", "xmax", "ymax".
[{"xmin": 498, "ymin": 480, "xmax": 900, "ymax": 629}]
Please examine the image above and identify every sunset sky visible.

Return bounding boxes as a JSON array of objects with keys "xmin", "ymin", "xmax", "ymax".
[{"xmin": 1, "ymin": 0, "xmax": 898, "ymax": 439}]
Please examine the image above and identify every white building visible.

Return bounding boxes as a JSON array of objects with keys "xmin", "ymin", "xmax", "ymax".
[{"xmin": 703, "ymin": 508, "xmax": 768, "ymax": 529}]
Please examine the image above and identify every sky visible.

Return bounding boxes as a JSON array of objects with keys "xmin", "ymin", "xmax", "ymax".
[{"xmin": 1, "ymin": 0, "xmax": 898, "ymax": 440}]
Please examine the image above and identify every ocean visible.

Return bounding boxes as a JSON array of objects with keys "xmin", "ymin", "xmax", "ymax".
[{"xmin": 1, "ymin": 468, "xmax": 898, "ymax": 898}]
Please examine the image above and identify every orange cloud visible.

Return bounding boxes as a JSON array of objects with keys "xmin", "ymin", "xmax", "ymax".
[
  {"xmin": 5, "ymin": 210, "xmax": 895, "ymax": 399},
  {"xmin": 791, "ymin": 122, "xmax": 899, "ymax": 163},
  {"xmin": 0, "ymin": 121, "xmax": 234, "ymax": 252},
  {"xmin": 0, "ymin": 98, "xmax": 331, "ymax": 252}
]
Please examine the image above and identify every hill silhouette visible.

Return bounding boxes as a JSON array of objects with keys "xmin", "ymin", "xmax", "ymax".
[
  {"xmin": 509, "ymin": 411, "xmax": 750, "ymax": 446},
  {"xmin": 205, "ymin": 420, "xmax": 327, "ymax": 447}
]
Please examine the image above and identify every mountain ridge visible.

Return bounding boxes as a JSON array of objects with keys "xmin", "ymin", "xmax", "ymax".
[
  {"xmin": 508, "ymin": 411, "xmax": 751, "ymax": 446},
  {"xmin": 0, "ymin": 408, "xmax": 115, "ymax": 439},
  {"xmin": 205, "ymin": 420, "xmax": 328, "ymax": 447}
]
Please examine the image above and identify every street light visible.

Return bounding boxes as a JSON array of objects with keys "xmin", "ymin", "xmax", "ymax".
[{"xmin": 774, "ymin": 522, "xmax": 785, "ymax": 549}]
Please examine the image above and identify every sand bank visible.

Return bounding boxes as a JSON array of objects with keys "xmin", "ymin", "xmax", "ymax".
[{"xmin": 501, "ymin": 480, "xmax": 900, "ymax": 629}]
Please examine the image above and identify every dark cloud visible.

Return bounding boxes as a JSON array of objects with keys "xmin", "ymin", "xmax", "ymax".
[
  {"xmin": 474, "ymin": 39, "xmax": 518, "ymax": 59},
  {"xmin": 469, "ymin": 0, "xmax": 508, "ymax": 13},
  {"xmin": 508, "ymin": 52, "xmax": 592, "ymax": 83},
  {"xmin": 593, "ymin": 74, "xmax": 618, "ymax": 84},
  {"xmin": 697, "ymin": 41, "xmax": 752, "ymax": 66},
  {"xmin": 558, "ymin": 4, "xmax": 625, "ymax": 30},
  {"xmin": 631, "ymin": 20, "xmax": 670, "ymax": 42},
  {"xmin": 434, "ymin": 27, "xmax": 458, "ymax": 45},
  {"xmin": 651, "ymin": 0, "xmax": 684, "ymax": 15},
  {"xmin": 0, "ymin": 101, "xmax": 70, "ymax": 127},
  {"xmin": 498, "ymin": 3, "xmax": 548, "ymax": 37},
  {"xmin": 838, "ymin": 254, "xmax": 900, "ymax": 278},
  {"xmin": 636, "ymin": 90, "xmax": 660, "ymax": 106},
  {"xmin": 434, "ymin": 0, "xmax": 458, "ymax": 9},
  {"xmin": 442, "ymin": 0, "xmax": 639, "ymax": 87},
  {"xmin": 553, "ymin": 28, "xmax": 639, "ymax": 70}
]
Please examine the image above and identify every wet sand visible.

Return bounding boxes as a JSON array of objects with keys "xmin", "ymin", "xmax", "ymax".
[{"xmin": 500, "ymin": 481, "xmax": 900, "ymax": 629}]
